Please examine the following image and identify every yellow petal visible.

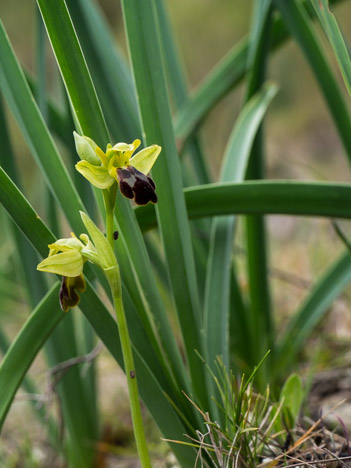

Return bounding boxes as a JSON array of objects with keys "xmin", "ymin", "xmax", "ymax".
[{"xmin": 130, "ymin": 145, "xmax": 161, "ymax": 175}]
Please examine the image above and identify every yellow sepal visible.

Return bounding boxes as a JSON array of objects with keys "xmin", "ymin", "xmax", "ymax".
[
  {"xmin": 37, "ymin": 249, "xmax": 83, "ymax": 277},
  {"xmin": 75, "ymin": 161, "xmax": 115, "ymax": 189}
]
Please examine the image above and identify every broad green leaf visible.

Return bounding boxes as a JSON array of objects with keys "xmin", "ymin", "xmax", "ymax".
[
  {"xmin": 135, "ymin": 180, "xmax": 351, "ymax": 231},
  {"xmin": 311, "ymin": 0, "xmax": 351, "ymax": 97}
]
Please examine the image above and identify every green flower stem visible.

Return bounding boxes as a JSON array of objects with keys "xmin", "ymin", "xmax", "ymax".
[
  {"xmin": 104, "ymin": 195, "xmax": 151, "ymax": 467},
  {"xmin": 111, "ymin": 290, "xmax": 151, "ymax": 468},
  {"xmin": 103, "ymin": 185, "xmax": 117, "ymax": 249},
  {"xmin": 105, "ymin": 207, "xmax": 114, "ymax": 249}
]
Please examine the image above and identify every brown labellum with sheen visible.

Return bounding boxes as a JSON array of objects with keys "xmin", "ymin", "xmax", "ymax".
[
  {"xmin": 59, "ymin": 274, "xmax": 86, "ymax": 312},
  {"xmin": 116, "ymin": 166, "xmax": 157, "ymax": 205}
]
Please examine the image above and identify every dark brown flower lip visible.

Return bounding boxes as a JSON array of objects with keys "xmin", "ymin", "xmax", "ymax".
[
  {"xmin": 59, "ymin": 274, "xmax": 86, "ymax": 312},
  {"xmin": 116, "ymin": 166, "xmax": 157, "ymax": 205}
]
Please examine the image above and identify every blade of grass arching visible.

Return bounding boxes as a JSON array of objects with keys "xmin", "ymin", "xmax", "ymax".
[
  {"xmin": 311, "ymin": 0, "xmax": 351, "ymax": 98},
  {"xmin": 174, "ymin": 0, "xmax": 344, "ymax": 144},
  {"xmin": 121, "ymin": 0, "xmax": 209, "ymax": 408},
  {"xmin": 135, "ymin": 180, "xmax": 351, "ymax": 231},
  {"xmin": 276, "ymin": 250, "xmax": 351, "ymax": 376},
  {"xmin": 0, "ymin": 171, "xmax": 196, "ymax": 465},
  {"xmin": 204, "ymin": 83, "xmax": 277, "ymax": 373},
  {"xmin": 273, "ymin": 0, "xmax": 351, "ymax": 165},
  {"xmin": 65, "ymin": 0, "xmax": 139, "ymax": 141},
  {"xmin": 154, "ymin": 0, "xmax": 211, "ymax": 185},
  {"xmin": 244, "ymin": 1, "xmax": 274, "ymax": 380},
  {"xmin": 36, "ymin": 0, "xmax": 189, "ymax": 398},
  {"xmin": 0, "ymin": 282, "xmax": 64, "ymax": 430}
]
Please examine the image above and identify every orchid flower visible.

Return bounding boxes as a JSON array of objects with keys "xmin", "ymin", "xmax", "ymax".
[{"xmin": 74, "ymin": 132, "xmax": 161, "ymax": 205}]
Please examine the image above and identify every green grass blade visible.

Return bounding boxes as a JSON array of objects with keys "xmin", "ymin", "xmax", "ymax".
[
  {"xmin": 204, "ymin": 83, "xmax": 277, "ymax": 372},
  {"xmin": 0, "ymin": 19, "xmax": 86, "ymax": 236},
  {"xmin": 65, "ymin": 0, "xmax": 139, "ymax": 141},
  {"xmin": 311, "ymin": 0, "xmax": 351, "ymax": 97},
  {"xmin": 0, "ymin": 168, "xmax": 55, "ymax": 257},
  {"xmin": 154, "ymin": 0, "xmax": 211, "ymax": 185},
  {"xmin": 273, "ymin": 0, "xmax": 351, "ymax": 165},
  {"xmin": 0, "ymin": 96, "xmax": 47, "ymax": 304},
  {"xmin": 136, "ymin": 180, "xmax": 351, "ymax": 231},
  {"xmin": 244, "ymin": 1, "xmax": 273, "ymax": 380},
  {"xmin": 35, "ymin": 3, "xmax": 107, "ymax": 148},
  {"xmin": 230, "ymin": 265, "xmax": 252, "ymax": 371},
  {"xmin": 25, "ymin": 69, "xmax": 69, "ymax": 144},
  {"xmin": 0, "ymin": 283, "xmax": 64, "ymax": 430},
  {"xmin": 276, "ymin": 250, "xmax": 351, "ymax": 375},
  {"xmin": 121, "ymin": 0, "xmax": 209, "ymax": 407}
]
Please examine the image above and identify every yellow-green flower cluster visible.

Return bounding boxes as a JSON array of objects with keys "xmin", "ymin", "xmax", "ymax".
[{"xmin": 74, "ymin": 133, "xmax": 161, "ymax": 205}]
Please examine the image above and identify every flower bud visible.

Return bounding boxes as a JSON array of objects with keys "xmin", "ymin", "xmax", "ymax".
[{"xmin": 73, "ymin": 131, "xmax": 100, "ymax": 165}]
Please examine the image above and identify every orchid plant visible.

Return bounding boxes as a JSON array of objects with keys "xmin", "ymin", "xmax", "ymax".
[{"xmin": 37, "ymin": 134, "xmax": 161, "ymax": 468}]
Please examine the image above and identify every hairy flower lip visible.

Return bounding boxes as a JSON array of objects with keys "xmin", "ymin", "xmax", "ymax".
[{"xmin": 117, "ymin": 166, "xmax": 157, "ymax": 205}]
